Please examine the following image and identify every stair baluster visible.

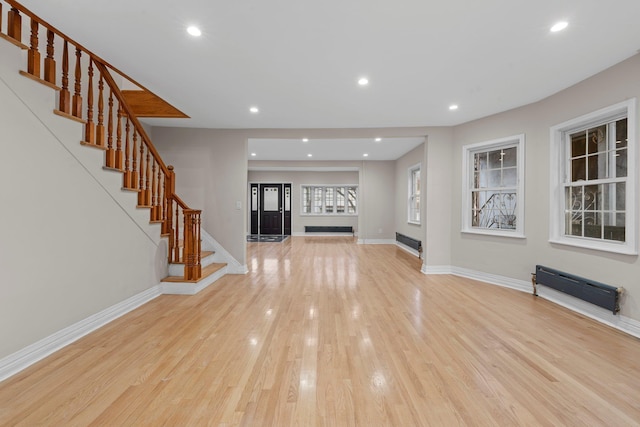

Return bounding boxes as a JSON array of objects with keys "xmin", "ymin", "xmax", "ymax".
[
  {"xmin": 114, "ymin": 106, "xmax": 123, "ymax": 170},
  {"xmin": 27, "ymin": 19, "xmax": 39, "ymax": 77},
  {"xmin": 71, "ymin": 48, "xmax": 82, "ymax": 118},
  {"xmin": 123, "ymin": 117, "xmax": 131, "ymax": 188},
  {"xmin": 132, "ymin": 131, "xmax": 138, "ymax": 191},
  {"xmin": 105, "ymin": 89, "xmax": 114, "ymax": 167},
  {"xmin": 84, "ymin": 59, "xmax": 95, "ymax": 144},
  {"xmin": 96, "ymin": 75, "xmax": 105, "ymax": 147},
  {"xmin": 59, "ymin": 40, "xmax": 70, "ymax": 114},
  {"xmin": 43, "ymin": 29, "xmax": 55, "ymax": 84},
  {"xmin": 137, "ymin": 143, "xmax": 146, "ymax": 205}
]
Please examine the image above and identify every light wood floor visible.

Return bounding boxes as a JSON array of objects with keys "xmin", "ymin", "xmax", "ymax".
[{"xmin": 1, "ymin": 237, "xmax": 639, "ymax": 426}]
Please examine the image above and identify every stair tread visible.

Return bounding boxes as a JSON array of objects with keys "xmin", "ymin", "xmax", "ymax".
[{"xmin": 162, "ymin": 262, "xmax": 227, "ymax": 283}]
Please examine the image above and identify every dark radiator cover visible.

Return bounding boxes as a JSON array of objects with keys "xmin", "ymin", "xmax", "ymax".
[
  {"xmin": 305, "ymin": 226, "xmax": 353, "ymax": 233},
  {"xmin": 396, "ymin": 233, "xmax": 422, "ymax": 254},
  {"xmin": 535, "ymin": 265, "xmax": 621, "ymax": 314}
]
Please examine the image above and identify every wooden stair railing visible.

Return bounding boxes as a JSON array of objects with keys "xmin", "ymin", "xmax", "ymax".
[{"xmin": 0, "ymin": 0, "xmax": 202, "ymax": 281}]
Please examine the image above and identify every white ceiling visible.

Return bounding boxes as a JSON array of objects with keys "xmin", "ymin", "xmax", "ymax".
[
  {"xmin": 19, "ymin": 0, "xmax": 640, "ymax": 160},
  {"xmin": 248, "ymin": 137, "xmax": 424, "ymax": 161}
]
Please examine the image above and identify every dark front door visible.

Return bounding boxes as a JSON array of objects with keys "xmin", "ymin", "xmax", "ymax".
[{"xmin": 260, "ymin": 184, "xmax": 282, "ymax": 235}]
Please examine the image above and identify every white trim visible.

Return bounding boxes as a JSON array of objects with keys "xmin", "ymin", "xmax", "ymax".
[
  {"xmin": 0, "ymin": 286, "xmax": 162, "ymax": 382},
  {"xmin": 536, "ymin": 286, "xmax": 640, "ymax": 340},
  {"xmin": 357, "ymin": 239, "xmax": 395, "ymax": 245},
  {"xmin": 421, "ymin": 265, "xmax": 453, "ymax": 274},
  {"xmin": 396, "ymin": 241, "xmax": 420, "ymax": 258},
  {"xmin": 549, "ymin": 99, "xmax": 637, "ymax": 255},
  {"xmin": 248, "ymin": 166, "xmax": 360, "ymax": 172},
  {"xmin": 449, "ymin": 266, "xmax": 531, "ymax": 293},
  {"xmin": 461, "ymin": 134, "xmax": 526, "ymax": 238},
  {"xmin": 423, "ymin": 266, "xmax": 640, "ymax": 339}
]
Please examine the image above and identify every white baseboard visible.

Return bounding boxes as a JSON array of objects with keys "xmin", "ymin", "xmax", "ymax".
[
  {"xmin": 357, "ymin": 239, "xmax": 395, "ymax": 245},
  {"xmin": 422, "ymin": 264, "xmax": 453, "ymax": 274},
  {"xmin": 396, "ymin": 242, "xmax": 421, "ymax": 258},
  {"xmin": 423, "ymin": 265, "xmax": 640, "ymax": 339},
  {"xmin": 0, "ymin": 286, "xmax": 162, "ymax": 382},
  {"xmin": 536, "ymin": 286, "xmax": 640, "ymax": 340}
]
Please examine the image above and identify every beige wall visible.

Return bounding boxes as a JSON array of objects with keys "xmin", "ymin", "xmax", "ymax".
[
  {"xmin": 359, "ymin": 161, "xmax": 397, "ymax": 241},
  {"xmin": 0, "ymin": 50, "xmax": 165, "ymax": 359},
  {"xmin": 395, "ymin": 143, "xmax": 425, "ymax": 242},
  {"xmin": 449, "ymin": 54, "xmax": 640, "ymax": 319}
]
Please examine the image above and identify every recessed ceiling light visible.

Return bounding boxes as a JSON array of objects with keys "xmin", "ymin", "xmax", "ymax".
[
  {"xmin": 302, "ymin": 138, "xmax": 309, "ymax": 142},
  {"xmin": 307, "ymin": 154, "xmax": 313, "ymax": 157},
  {"xmin": 363, "ymin": 153, "xmax": 369, "ymax": 157},
  {"xmin": 358, "ymin": 77, "xmax": 369, "ymax": 86},
  {"xmin": 550, "ymin": 21, "xmax": 568, "ymax": 33},
  {"xmin": 449, "ymin": 104, "xmax": 459, "ymax": 111},
  {"xmin": 249, "ymin": 106, "xmax": 259, "ymax": 113},
  {"xmin": 251, "ymin": 152, "xmax": 256, "ymax": 157},
  {"xmin": 375, "ymin": 138, "xmax": 382, "ymax": 142},
  {"xmin": 187, "ymin": 26, "xmax": 202, "ymax": 37}
]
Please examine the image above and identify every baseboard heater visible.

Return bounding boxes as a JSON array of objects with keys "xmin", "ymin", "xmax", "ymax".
[
  {"xmin": 305, "ymin": 226, "xmax": 354, "ymax": 234},
  {"xmin": 396, "ymin": 232, "xmax": 422, "ymax": 257},
  {"xmin": 533, "ymin": 265, "xmax": 623, "ymax": 314}
]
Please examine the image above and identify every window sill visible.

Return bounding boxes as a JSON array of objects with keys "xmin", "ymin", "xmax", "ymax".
[
  {"xmin": 408, "ymin": 220, "xmax": 421, "ymax": 226},
  {"xmin": 461, "ymin": 228, "xmax": 526, "ymax": 239},
  {"xmin": 549, "ymin": 237, "xmax": 638, "ymax": 256}
]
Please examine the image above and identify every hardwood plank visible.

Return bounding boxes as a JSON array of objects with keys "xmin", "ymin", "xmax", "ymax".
[{"xmin": 1, "ymin": 236, "xmax": 639, "ymax": 425}]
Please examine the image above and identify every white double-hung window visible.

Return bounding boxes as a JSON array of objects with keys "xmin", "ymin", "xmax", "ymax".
[
  {"xmin": 462, "ymin": 134, "xmax": 525, "ymax": 237},
  {"xmin": 550, "ymin": 99, "xmax": 637, "ymax": 254}
]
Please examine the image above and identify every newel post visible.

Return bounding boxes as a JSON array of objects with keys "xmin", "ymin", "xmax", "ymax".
[{"xmin": 183, "ymin": 209, "xmax": 202, "ymax": 281}]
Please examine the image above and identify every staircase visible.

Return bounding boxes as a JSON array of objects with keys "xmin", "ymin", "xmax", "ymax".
[{"xmin": 0, "ymin": 0, "xmax": 226, "ymax": 292}]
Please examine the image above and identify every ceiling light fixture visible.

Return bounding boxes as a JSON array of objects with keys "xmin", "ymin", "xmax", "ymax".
[
  {"xmin": 187, "ymin": 26, "xmax": 202, "ymax": 37},
  {"xmin": 363, "ymin": 153, "xmax": 369, "ymax": 157},
  {"xmin": 375, "ymin": 138, "xmax": 382, "ymax": 142},
  {"xmin": 249, "ymin": 106, "xmax": 259, "ymax": 113},
  {"xmin": 449, "ymin": 104, "xmax": 459, "ymax": 111},
  {"xmin": 358, "ymin": 77, "xmax": 369, "ymax": 86},
  {"xmin": 307, "ymin": 154, "xmax": 313, "ymax": 157},
  {"xmin": 550, "ymin": 21, "xmax": 568, "ymax": 33},
  {"xmin": 251, "ymin": 152, "xmax": 257, "ymax": 157},
  {"xmin": 302, "ymin": 138, "xmax": 309, "ymax": 142}
]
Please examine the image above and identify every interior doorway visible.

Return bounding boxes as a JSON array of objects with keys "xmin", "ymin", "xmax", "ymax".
[{"xmin": 250, "ymin": 183, "xmax": 292, "ymax": 235}]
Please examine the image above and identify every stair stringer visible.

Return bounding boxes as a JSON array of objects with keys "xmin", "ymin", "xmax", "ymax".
[{"xmin": 0, "ymin": 40, "xmax": 163, "ymax": 246}]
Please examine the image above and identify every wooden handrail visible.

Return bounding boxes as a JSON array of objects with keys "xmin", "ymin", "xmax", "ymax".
[{"xmin": 172, "ymin": 194, "xmax": 190, "ymax": 210}]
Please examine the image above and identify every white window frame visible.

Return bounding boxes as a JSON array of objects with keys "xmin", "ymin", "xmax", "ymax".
[
  {"xmin": 408, "ymin": 163, "xmax": 421, "ymax": 225},
  {"xmin": 300, "ymin": 185, "xmax": 358, "ymax": 216},
  {"xmin": 461, "ymin": 134, "xmax": 525, "ymax": 238},
  {"xmin": 549, "ymin": 99, "xmax": 637, "ymax": 255}
]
